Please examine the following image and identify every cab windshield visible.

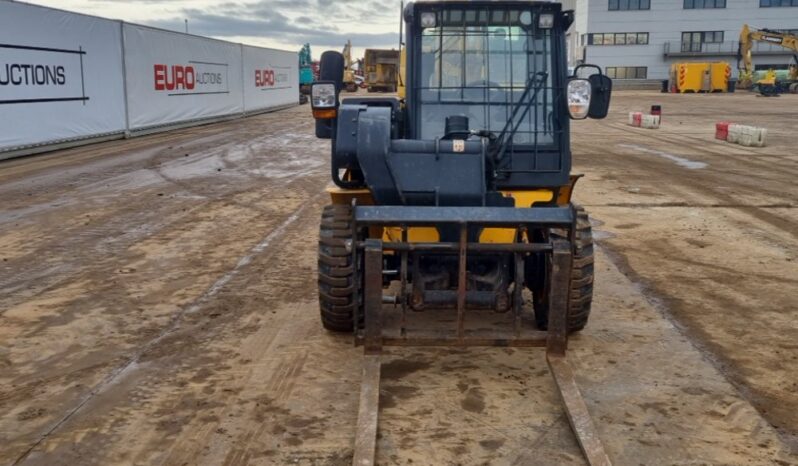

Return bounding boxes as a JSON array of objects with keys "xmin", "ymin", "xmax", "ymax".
[{"xmin": 418, "ymin": 8, "xmax": 557, "ymax": 145}]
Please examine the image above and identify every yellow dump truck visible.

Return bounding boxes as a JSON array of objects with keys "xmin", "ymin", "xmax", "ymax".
[
  {"xmin": 364, "ymin": 48, "xmax": 400, "ymax": 93},
  {"xmin": 669, "ymin": 62, "xmax": 731, "ymax": 93}
]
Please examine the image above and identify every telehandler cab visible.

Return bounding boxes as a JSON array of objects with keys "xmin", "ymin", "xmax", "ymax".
[{"xmin": 310, "ymin": 2, "xmax": 613, "ymax": 464}]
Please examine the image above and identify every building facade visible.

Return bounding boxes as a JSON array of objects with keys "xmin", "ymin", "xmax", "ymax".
[{"xmin": 566, "ymin": 0, "xmax": 798, "ymax": 81}]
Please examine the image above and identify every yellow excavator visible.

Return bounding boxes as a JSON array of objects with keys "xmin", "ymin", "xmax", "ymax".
[
  {"xmin": 738, "ymin": 24, "xmax": 798, "ymax": 95},
  {"xmin": 342, "ymin": 40, "xmax": 358, "ymax": 93}
]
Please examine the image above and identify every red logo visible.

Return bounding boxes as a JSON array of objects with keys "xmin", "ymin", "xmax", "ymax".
[
  {"xmin": 154, "ymin": 64, "xmax": 195, "ymax": 91},
  {"xmin": 255, "ymin": 69, "xmax": 275, "ymax": 87}
]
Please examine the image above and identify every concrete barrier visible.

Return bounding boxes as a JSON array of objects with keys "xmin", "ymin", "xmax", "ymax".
[
  {"xmin": 715, "ymin": 122, "xmax": 730, "ymax": 140},
  {"xmin": 641, "ymin": 115, "xmax": 661, "ymax": 129},
  {"xmin": 723, "ymin": 123, "xmax": 767, "ymax": 147},
  {"xmin": 738, "ymin": 126, "xmax": 767, "ymax": 147},
  {"xmin": 727, "ymin": 124, "xmax": 742, "ymax": 144},
  {"xmin": 628, "ymin": 112, "xmax": 660, "ymax": 129}
]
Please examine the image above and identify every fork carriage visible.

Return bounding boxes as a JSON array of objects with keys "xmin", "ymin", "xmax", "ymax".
[{"xmin": 353, "ymin": 204, "xmax": 575, "ymax": 348}]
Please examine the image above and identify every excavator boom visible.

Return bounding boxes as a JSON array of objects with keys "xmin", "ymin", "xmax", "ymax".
[{"xmin": 341, "ymin": 40, "xmax": 358, "ymax": 92}]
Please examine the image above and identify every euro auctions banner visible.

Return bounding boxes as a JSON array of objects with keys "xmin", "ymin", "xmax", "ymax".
[
  {"xmin": 0, "ymin": 2, "xmax": 126, "ymax": 151},
  {"xmin": 0, "ymin": 3, "xmax": 298, "ymax": 155},
  {"xmin": 242, "ymin": 46, "xmax": 298, "ymax": 113},
  {"xmin": 123, "ymin": 24, "xmax": 244, "ymax": 129}
]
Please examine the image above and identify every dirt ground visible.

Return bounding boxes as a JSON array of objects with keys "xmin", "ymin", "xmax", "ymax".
[{"xmin": 0, "ymin": 92, "xmax": 796, "ymax": 466}]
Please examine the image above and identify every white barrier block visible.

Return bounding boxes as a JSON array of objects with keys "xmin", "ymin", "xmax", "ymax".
[
  {"xmin": 641, "ymin": 115, "xmax": 661, "ymax": 129},
  {"xmin": 757, "ymin": 128, "xmax": 768, "ymax": 147},
  {"xmin": 727, "ymin": 124, "xmax": 767, "ymax": 147},
  {"xmin": 739, "ymin": 126, "xmax": 767, "ymax": 147},
  {"xmin": 741, "ymin": 126, "xmax": 755, "ymax": 147},
  {"xmin": 628, "ymin": 112, "xmax": 643, "ymax": 127},
  {"xmin": 727, "ymin": 124, "xmax": 742, "ymax": 144}
]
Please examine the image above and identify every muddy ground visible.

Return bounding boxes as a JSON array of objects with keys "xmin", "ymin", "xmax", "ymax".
[{"xmin": 0, "ymin": 92, "xmax": 796, "ymax": 465}]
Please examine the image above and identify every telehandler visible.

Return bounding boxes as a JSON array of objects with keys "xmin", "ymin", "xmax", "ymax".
[{"xmin": 310, "ymin": 2, "xmax": 613, "ymax": 464}]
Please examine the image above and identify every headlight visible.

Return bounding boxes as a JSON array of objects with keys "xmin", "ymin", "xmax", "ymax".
[
  {"xmin": 311, "ymin": 82, "xmax": 336, "ymax": 109},
  {"xmin": 420, "ymin": 12, "xmax": 437, "ymax": 28},
  {"xmin": 538, "ymin": 13, "xmax": 554, "ymax": 29},
  {"xmin": 567, "ymin": 79, "xmax": 592, "ymax": 120}
]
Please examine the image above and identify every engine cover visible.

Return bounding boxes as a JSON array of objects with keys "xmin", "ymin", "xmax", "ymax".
[{"xmin": 353, "ymin": 106, "xmax": 488, "ymax": 206}]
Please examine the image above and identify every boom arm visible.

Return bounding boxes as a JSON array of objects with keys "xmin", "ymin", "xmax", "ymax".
[
  {"xmin": 342, "ymin": 40, "xmax": 353, "ymax": 69},
  {"xmin": 738, "ymin": 24, "xmax": 754, "ymax": 79},
  {"xmin": 342, "ymin": 40, "xmax": 357, "ymax": 90},
  {"xmin": 750, "ymin": 28, "xmax": 798, "ymax": 54}
]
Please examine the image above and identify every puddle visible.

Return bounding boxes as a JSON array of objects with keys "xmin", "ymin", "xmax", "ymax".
[
  {"xmin": 619, "ymin": 144, "xmax": 708, "ymax": 170},
  {"xmin": 158, "ymin": 132, "xmax": 326, "ymax": 181},
  {"xmin": 592, "ymin": 229, "xmax": 616, "ymax": 241}
]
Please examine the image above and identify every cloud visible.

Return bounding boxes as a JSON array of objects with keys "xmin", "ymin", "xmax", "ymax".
[
  {"xmin": 142, "ymin": 0, "xmax": 401, "ymax": 52},
  {"xmin": 87, "ymin": 0, "xmax": 191, "ymax": 3}
]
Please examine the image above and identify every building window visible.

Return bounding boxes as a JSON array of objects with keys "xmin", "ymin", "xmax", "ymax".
[
  {"xmin": 761, "ymin": 0, "xmax": 798, "ymax": 6},
  {"xmin": 684, "ymin": 0, "xmax": 726, "ymax": 7},
  {"xmin": 681, "ymin": 31, "xmax": 724, "ymax": 52},
  {"xmin": 609, "ymin": 0, "xmax": 651, "ymax": 10},
  {"xmin": 588, "ymin": 32, "xmax": 649, "ymax": 45},
  {"xmin": 606, "ymin": 66, "xmax": 648, "ymax": 79}
]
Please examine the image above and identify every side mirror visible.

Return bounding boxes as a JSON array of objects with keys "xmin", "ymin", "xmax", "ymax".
[
  {"xmin": 573, "ymin": 64, "xmax": 612, "ymax": 119},
  {"xmin": 319, "ymin": 50, "xmax": 345, "ymax": 93},
  {"xmin": 315, "ymin": 51, "xmax": 345, "ymax": 139}
]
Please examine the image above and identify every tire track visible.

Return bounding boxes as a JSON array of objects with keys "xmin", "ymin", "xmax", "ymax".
[
  {"xmin": 10, "ymin": 196, "xmax": 320, "ymax": 466},
  {"xmin": 578, "ymin": 125, "xmax": 798, "ymax": 241},
  {"xmin": 153, "ymin": 203, "xmax": 328, "ymax": 466}
]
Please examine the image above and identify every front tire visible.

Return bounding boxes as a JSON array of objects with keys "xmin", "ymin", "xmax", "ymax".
[
  {"xmin": 318, "ymin": 205, "xmax": 359, "ymax": 332},
  {"xmin": 530, "ymin": 205, "xmax": 594, "ymax": 333}
]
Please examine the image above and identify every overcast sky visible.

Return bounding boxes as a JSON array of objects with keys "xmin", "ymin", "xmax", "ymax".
[{"xmin": 24, "ymin": 0, "xmax": 404, "ymax": 59}]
